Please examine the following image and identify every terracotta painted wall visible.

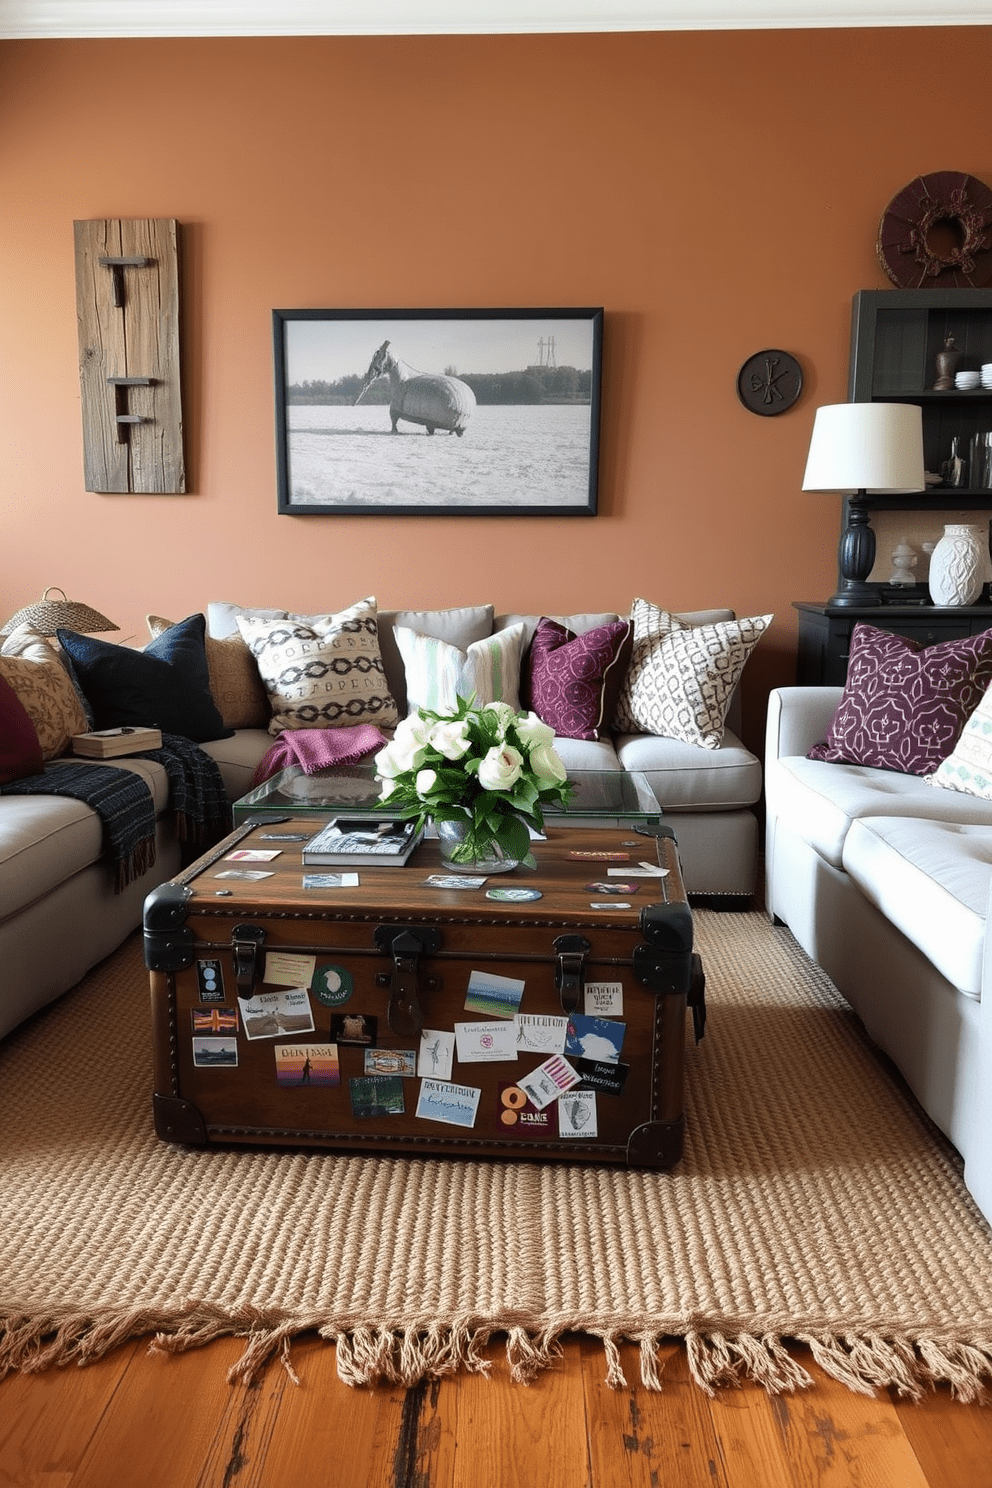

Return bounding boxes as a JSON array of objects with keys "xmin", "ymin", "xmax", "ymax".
[{"xmin": 2, "ymin": 27, "xmax": 990, "ymax": 751}]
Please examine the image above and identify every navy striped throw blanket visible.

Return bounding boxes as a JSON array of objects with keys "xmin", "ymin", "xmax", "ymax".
[{"xmin": 1, "ymin": 734, "xmax": 231, "ymax": 891}]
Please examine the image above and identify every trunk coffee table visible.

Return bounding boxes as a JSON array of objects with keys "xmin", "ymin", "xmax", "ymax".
[{"xmin": 145, "ymin": 773, "xmax": 703, "ymax": 1168}]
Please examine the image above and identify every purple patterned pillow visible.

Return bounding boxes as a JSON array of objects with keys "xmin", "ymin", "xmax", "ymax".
[
  {"xmin": 526, "ymin": 617, "xmax": 633, "ymax": 740},
  {"xmin": 808, "ymin": 623, "xmax": 992, "ymax": 775}
]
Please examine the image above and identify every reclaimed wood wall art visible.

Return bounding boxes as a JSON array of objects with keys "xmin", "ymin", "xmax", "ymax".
[{"xmin": 73, "ymin": 218, "xmax": 186, "ymax": 494}]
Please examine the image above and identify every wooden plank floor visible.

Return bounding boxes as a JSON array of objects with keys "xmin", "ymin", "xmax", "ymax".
[{"xmin": 2, "ymin": 1333, "xmax": 992, "ymax": 1487}]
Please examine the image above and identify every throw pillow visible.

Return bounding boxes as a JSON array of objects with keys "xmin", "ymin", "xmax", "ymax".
[
  {"xmin": 525, "ymin": 617, "xmax": 633, "ymax": 740},
  {"xmin": 0, "ymin": 671, "xmax": 44, "ymax": 783},
  {"xmin": 613, "ymin": 599, "xmax": 772, "ymax": 749},
  {"xmin": 57, "ymin": 614, "xmax": 232, "ymax": 744},
  {"xmin": 147, "ymin": 615, "xmax": 270, "ymax": 731},
  {"xmin": 236, "ymin": 597, "xmax": 399, "ymax": 736},
  {"xmin": 809, "ymin": 622, "xmax": 992, "ymax": 776},
  {"xmin": 928, "ymin": 676, "xmax": 992, "ymax": 799},
  {"xmin": 393, "ymin": 623, "xmax": 526, "ymax": 715},
  {"xmin": 0, "ymin": 633, "xmax": 90, "ymax": 759}
]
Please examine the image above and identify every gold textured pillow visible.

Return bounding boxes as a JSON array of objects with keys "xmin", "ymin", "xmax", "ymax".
[
  {"xmin": 236, "ymin": 596, "xmax": 399, "ymax": 736},
  {"xmin": 146, "ymin": 615, "xmax": 269, "ymax": 731},
  {"xmin": 0, "ymin": 631, "xmax": 89, "ymax": 758}
]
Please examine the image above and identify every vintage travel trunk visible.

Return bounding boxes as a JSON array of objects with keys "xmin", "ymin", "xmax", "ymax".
[{"xmin": 144, "ymin": 820, "xmax": 704, "ymax": 1169}]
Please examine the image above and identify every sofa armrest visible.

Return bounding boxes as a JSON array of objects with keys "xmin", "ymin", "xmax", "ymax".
[{"xmin": 765, "ymin": 686, "xmax": 842, "ymax": 765}]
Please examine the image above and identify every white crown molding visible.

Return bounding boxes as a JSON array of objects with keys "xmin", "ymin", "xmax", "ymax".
[{"xmin": 1, "ymin": 0, "xmax": 989, "ymax": 40}]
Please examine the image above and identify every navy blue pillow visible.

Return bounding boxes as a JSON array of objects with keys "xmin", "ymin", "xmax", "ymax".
[{"xmin": 57, "ymin": 614, "xmax": 232, "ymax": 743}]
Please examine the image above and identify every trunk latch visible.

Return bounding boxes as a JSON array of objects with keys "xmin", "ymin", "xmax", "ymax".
[
  {"xmin": 231, "ymin": 923, "xmax": 266, "ymax": 999},
  {"xmin": 374, "ymin": 925, "xmax": 441, "ymax": 1036},
  {"xmin": 553, "ymin": 934, "xmax": 591, "ymax": 1015}
]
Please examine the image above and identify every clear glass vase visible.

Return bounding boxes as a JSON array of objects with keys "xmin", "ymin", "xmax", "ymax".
[{"xmin": 435, "ymin": 818, "xmax": 521, "ymax": 874}]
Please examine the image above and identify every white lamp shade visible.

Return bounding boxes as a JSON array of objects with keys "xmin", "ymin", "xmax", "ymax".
[{"xmin": 801, "ymin": 402, "xmax": 926, "ymax": 494}]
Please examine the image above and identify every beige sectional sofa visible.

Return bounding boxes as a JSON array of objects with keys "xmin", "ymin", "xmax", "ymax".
[
  {"xmin": 765, "ymin": 685, "xmax": 992, "ymax": 1230},
  {"xmin": 1, "ymin": 600, "xmax": 767, "ymax": 1042}
]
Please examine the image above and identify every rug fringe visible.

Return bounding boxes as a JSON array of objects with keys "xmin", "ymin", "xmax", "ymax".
[
  {"xmin": 4, "ymin": 1311, "xmax": 991, "ymax": 1402},
  {"xmin": 331, "ymin": 1324, "xmax": 496, "ymax": 1389}
]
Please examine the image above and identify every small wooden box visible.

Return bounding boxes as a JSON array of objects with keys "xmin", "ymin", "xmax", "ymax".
[{"xmin": 72, "ymin": 727, "xmax": 162, "ymax": 758}]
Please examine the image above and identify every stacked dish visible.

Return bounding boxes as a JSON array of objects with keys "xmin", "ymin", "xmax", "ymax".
[
  {"xmin": 956, "ymin": 370, "xmax": 981, "ymax": 390},
  {"xmin": 982, "ymin": 362, "xmax": 992, "ymax": 390}
]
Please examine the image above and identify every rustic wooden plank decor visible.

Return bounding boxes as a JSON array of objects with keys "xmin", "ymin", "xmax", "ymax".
[{"xmin": 73, "ymin": 217, "xmax": 186, "ymax": 493}]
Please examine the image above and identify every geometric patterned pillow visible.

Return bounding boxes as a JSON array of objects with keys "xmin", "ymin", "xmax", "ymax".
[
  {"xmin": 236, "ymin": 596, "xmax": 399, "ymax": 737},
  {"xmin": 928, "ymin": 677, "xmax": 992, "ymax": 799},
  {"xmin": 525, "ymin": 617, "xmax": 633, "ymax": 740},
  {"xmin": 393, "ymin": 623, "xmax": 525, "ymax": 716},
  {"xmin": 0, "ymin": 637, "xmax": 90, "ymax": 759},
  {"xmin": 612, "ymin": 598, "xmax": 772, "ymax": 749},
  {"xmin": 809, "ymin": 623, "xmax": 992, "ymax": 776},
  {"xmin": 147, "ymin": 615, "xmax": 270, "ymax": 731}
]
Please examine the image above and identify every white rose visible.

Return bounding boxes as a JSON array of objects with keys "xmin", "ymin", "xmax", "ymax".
[
  {"xmin": 483, "ymin": 701, "xmax": 517, "ymax": 733},
  {"xmin": 393, "ymin": 713, "xmax": 433, "ymax": 750},
  {"xmin": 375, "ymin": 730, "xmax": 427, "ymax": 778},
  {"xmin": 415, "ymin": 767, "xmax": 439, "ymax": 798},
  {"xmin": 513, "ymin": 712, "xmax": 556, "ymax": 750},
  {"xmin": 529, "ymin": 741, "xmax": 567, "ymax": 785},
  {"xmin": 430, "ymin": 718, "xmax": 472, "ymax": 760},
  {"xmin": 477, "ymin": 743, "xmax": 524, "ymax": 792}
]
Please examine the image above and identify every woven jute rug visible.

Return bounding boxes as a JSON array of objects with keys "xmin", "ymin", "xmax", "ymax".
[{"xmin": 2, "ymin": 912, "xmax": 992, "ymax": 1400}]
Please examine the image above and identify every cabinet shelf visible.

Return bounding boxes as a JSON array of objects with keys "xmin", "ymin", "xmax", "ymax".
[
  {"xmin": 879, "ymin": 389, "xmax": 992, "ymax": 404},
  {"xmin": 846, "ymin": 290, "xmax": 992, "ymax": 531}
]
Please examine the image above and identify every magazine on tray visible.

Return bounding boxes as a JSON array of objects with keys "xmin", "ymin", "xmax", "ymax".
[{"xmin": 301, "ymin": 817, "xmax": 424, "ymax": 867}]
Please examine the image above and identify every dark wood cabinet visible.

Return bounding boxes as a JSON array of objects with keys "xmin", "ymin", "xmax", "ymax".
[
  {"xmin": 794, "ymin": 602, "xmax": 992, "ymax": 686},
  {"xmin": 850, "ymin": 288, "xmax": 992, "ymax": 513}
]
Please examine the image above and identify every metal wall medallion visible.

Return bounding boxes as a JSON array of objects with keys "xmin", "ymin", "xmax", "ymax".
[
  {"xmin": 736, "ymin": 349, "xmax": 803, "ymax": 416},
  {"xmin": 877, "ymin": 172, "xmax": 992, "ymax": 288}
]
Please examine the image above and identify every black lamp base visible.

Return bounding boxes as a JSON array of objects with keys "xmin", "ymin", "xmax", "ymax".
[{"xmin": 829, "ymin": 492, "xmax": 880, "ymax": 608}]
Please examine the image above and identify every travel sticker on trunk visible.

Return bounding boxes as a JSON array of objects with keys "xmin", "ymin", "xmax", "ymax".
[
  {"xmin": 275, "ymin": 1044, "xmax": 340, "ymax": 1088},
  {"xmin": 416, "ymin": 1079, "xmax": 482, "ymax": 1129}
]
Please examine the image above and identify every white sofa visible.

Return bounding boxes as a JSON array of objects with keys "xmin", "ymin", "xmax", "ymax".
[
  {"xmin": 765, "ymin": 685, "xmax": 992, "ymax": 1229},
  {"xmin": 0, "ymin": 604, "xmax": 764, "ymax": 1042}
]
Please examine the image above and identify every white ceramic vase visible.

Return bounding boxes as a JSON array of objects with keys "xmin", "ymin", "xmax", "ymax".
[{"xmin": 928, "ymin": 524, "xmax": 985, "ymax": 607}]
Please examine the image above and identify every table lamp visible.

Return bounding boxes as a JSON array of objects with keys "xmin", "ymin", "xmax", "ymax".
[{"xmin": 802, "ymin": 402, "xmax": 925, "ymax": 608}]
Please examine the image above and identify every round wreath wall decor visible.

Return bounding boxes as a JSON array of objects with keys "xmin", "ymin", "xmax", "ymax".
[{"xmin": 877, "ymin": 171, "xmax": 992, "ymax": 289}]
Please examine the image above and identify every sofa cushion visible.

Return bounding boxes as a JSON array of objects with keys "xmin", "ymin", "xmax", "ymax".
[
  {"xmin": 842, "ymin": 815, "xmax": 992, "ymax": 1000},
  {"xmin": 236, "ymin": 597, "xmax": 399, "ymax": 736},
  {"xmin": 393, "ymin": 623, "xmax": 525, "ymax": 715},
  {"xmin": 0, "ymin": 671, "xmax": 44, "ymax": 783},
  {"xmin": 0, "ymin": 756, "xmax": 172, "ymax": 919},
  {"xmin": 613, "ymin": 599, "xmax": 771, "ymax": 748},
  {"xmin": 56, "ymin": 615, "xmax": 231, "ymax": 745},
  {"xmin": 809, "ymin": 623, "xmax": 992, "ymax": 776},
  {"xmin": 547, "ymin": 735, "xmax": 623, "ymax": 774},
  {"xmin": 927, "ymin": 675, "xmax": 992, "ymax": 800},
  {"xmin": 525, "ymin": 617, "xmax": 632, "ymax": 740},
  {"xmin": 200, "ymin": 728, "xmax": 274, "ymax": 800},
  {"xmin": 767, "ymin": 753, "xmax": 992, "ymax": 868},
  {"xmin": 147, "ymin": 615, "xmax": 270, "ymax": 732},
  {"xmin": 616, "ymin": 727, "xmax": 763, "ymax": 811},
  {"xmin": 0, "ymin": 638, "xmax": 88, "ymax": 760}
]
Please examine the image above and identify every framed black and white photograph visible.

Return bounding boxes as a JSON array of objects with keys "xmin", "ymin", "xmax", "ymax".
[{"xmin": 273, "ymin": 307, "xmax": 603, "ymax": 516}]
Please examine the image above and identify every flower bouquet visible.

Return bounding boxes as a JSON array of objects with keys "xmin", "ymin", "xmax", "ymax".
[{"xmin": 373, "ymin": 696, "xmax": 574, "ymax": 870}]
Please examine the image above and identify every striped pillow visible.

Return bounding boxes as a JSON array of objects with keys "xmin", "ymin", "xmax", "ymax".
[{"xmin": 394, "ymin": 624, "xmax": 525, "ymax": 715}]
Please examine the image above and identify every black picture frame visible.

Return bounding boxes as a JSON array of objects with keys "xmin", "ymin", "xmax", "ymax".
[{"xmin": 273, "ymin": 307, "xmax": 603, "ymax": 516}]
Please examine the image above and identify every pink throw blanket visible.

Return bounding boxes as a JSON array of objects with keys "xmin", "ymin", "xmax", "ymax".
[{"xmin": 250, "ymin": 725, "xmax": 387, "ymax": 788}]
